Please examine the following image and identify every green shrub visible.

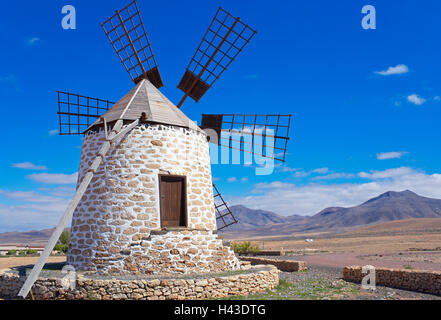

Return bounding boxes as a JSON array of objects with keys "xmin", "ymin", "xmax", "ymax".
[
  {"xmin": 18, "ymin": 250, "xmax": 27, "ymax": 255},
  {"xmin": 53, "ymin": 230, "xmax": 70, "ymax": 254},
  {"xmin": 231, "ymin": 241, "xmax": 260, "ymax": 255},
  {"xmin": 54, "ymin": 243, "xmax": 68, "ymax": 254},
  {"xmin": 6, "ymin": 249, "xmax": 17, "ymax": 256},
  {"xmin": 59, "ymin": 230, "xmax": 70, "ymax": 246},
  {"xmin": 26, "ymin": 249, "xmax": 38, "ymax": 255}
]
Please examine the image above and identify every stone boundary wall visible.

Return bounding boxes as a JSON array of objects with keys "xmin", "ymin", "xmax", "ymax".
[
  {"xmin": 255, "ymin": 251, "xmax": 285, "ymax": 256},
  {"xmin": 343, "ymin": 266, "xmax": 441, "ymax": 296},
  {"xmin": 0, "ymin": 265, "xmax": 279, "ymax": 300},
  {"xmin": 240, "ymin": 257, "xmax": 307, "ymax": 272}
]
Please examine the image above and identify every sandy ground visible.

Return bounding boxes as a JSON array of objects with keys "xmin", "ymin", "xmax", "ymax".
[
  {"xmin": 276, "ymin": 252, "xmax": 441, "ymax": 271},
  {"xmin": 239, "ymin": 232, "xmax": 441, "ymax": 271},
  {"xmin": 0, "ymin": 256, "xmax": 66, "ymax": 271},
  {"xmin": 247, "ymin": 234, "xmax": 441, "ymax": 254}
]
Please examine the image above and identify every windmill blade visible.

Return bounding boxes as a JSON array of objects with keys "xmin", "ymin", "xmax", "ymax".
[
  {"xmin": 201, "ymin": 114, "xmax": 292, "ymax": 162},
  {"xmin": 213, "ymin": 184, "xmax": 237, "ymax": 230},
  {"xmin": 101, "ymin": 0, "xmax": 163, "ymax": 88},
  {"xmin": 176, "ymin": 7, "xmax": 257, "ymax": 108},
  {"xmin": 57, "ymin": 91, "xmax": 114, "ymax": 135}
]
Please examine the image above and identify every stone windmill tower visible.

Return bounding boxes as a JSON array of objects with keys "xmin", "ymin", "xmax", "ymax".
[
  {"xmin": 19, "ymin": 1, "xmax": 291, "ymax": 297},
  {"xmin": 67, "ymin": 78, "xmax": 238, "ymax": 275}
]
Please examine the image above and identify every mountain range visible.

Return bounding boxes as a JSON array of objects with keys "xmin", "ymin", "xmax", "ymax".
[
  {"xmin": 221, "ymin": 190, "xmax": 441, "ymax": 238},
  {"xmin": 1, "ymin": 190, "xmax": 441, "ymax": 244}
]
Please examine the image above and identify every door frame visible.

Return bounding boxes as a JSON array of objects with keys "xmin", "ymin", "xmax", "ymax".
[{"xmin": 158, "ymin": 174, "xmax": 188, "ymax": 228}]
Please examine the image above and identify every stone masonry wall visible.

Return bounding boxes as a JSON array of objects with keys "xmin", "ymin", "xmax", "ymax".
[
  {"xmin": 240, "ymin": 257, "xmax": 307, "ymax": 272},
  {"xmin": 0, "ymin": 265, "xmax": 279, "ymax": 300},
  {"xmin": 67, "ymin": 123, "xmax": 240, "ymax": 274},
  {"xmin": 343, "ymin": 266, "xmax": 441, "ymax": 296},
  {"xmin": 113, "ymin": 229, "xmax": 240, "ymax": 274}
]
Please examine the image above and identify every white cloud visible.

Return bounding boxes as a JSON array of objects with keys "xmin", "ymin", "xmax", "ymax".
[
  {"xmin": 0, "ymin": 205, "xmax": 65, "ymax": 233},
  {"xmin": 228, "ymin": 167, "xmax": 441, "ymax": 216},
  {"xmin": 312, "ymin": 173, "xmax": 355, "ymax": 180},
  {"xmin": 407, "ymin": 94, "xmax": 426, "ymax": 106},
  {"xmin": 278, "ymin": 165, "xmax": 300, "ymax": 173},
  {"xmin": 11, "ymin": 162, "xmax": 48, "ymax": 171},
  {"xmin": 293, "ymin": 171, "xmax": 309, "ymax": 178},
  {"xmin": 358, "ymin": 167, "xmax": 414, "ymax": 179},
  {"xmin": 240, "ymin": 177, "xmax": 248, "ymax": 182},
  {"xmin": 0, "ymin": 190, "xmax": 59, "ymax": 203},
  {"xmin": 27, "ymin": 172, "xmax": 78, "ymax": 184},
  {"xmin": 48, "ymin": 129, "xmax": 59, "ymax": 136},
  {"xmin": 227, "ymin": 177, "xmax": 237, "ymax": 182},
  {"xmin": 0, "ymin": 187, "xmax": 74, "ymax": 232},
  {"xmin": 26, "ymin": 37, "xmax": 40, "ymax": 46},
  {"xmin": 312, "ymin": 167, "xmax": 329, "ymax": 174},
  {"xmin": 376, "ymin": 151, "xmax": 408, "ymax": 160},
  {"xmin": 374, "ymin": 64, "xmax": 409, "ymax": 76}
]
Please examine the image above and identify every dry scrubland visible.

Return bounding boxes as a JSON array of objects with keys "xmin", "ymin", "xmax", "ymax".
[
  {"xmin": 228, "ymin": 218, "xmax": 441, "ymax": 271},
  {"xmin": 231, "ymin": 218, "xmax": 441, "ymax": 253}
]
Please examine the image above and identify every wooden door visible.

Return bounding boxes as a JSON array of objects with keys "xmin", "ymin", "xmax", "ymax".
[{"xmin": 159, "ymin": 175, "xmax": 187, "ymax": 227}]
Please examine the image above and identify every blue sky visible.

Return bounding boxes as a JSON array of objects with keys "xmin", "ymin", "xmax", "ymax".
[{"xmin": 1, "ymin": 0, "xmax": 441, "ymax": 232}]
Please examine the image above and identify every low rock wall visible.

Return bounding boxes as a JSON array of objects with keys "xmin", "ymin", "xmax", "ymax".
[
  {"xmin": 0, "ymin": 265, "xmax": 279, "ymax": 300},
  {"xmin": 343, "ymin": 266, "xmax": 441, "ymax": 296},
  {"xmin": 240, "ymin": 257, "xmax": 307, "ymax": 272}
]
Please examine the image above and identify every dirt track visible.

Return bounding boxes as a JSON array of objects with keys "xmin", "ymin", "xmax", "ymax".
[{"xmin": 0, "ymin": 256, "xmax": 66, "ymax": 270}]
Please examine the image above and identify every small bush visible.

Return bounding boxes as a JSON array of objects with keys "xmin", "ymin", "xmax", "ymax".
[
  {"xmin": 231, "ymin": 241, "xmax": 260, "ymax": 255},
  {"xmin": 54, "ymin": 243, "xmax": 68, "ymax": 254},
  {"xmin": 6, "ymin": 249, "xmax": 17, "ymax": 256},
  {"xmin": 26, "ymin": 249, "xmax": 38, "ymax": 255},
  {"xmin": 59, "ymin": 230, "xmax": 70, "ymax": 246}
]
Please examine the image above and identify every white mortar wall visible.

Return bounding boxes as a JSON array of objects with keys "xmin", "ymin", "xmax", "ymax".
[{"xmin": 66, "ymin": 123, "xmax": 241, "ymax": 274}]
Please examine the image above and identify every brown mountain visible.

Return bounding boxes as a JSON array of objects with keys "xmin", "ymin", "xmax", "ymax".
[
  {"xmin": 0, "ymin": 228, "xmax": 55, "ymax": 245},
  {"xmin": 222, "ymin": 190, "xmax": 441, "ymax": 238},
  {"xmin": 0, "ymin": 228, "xmax": 69, "ymax": 245},
  {"xmin": 218, "ymin": 205, "xmax": 304, "ymax": 231},
  {"xmin": 306, "ymin": 190, "xmax": 441, "ymax": 230}
]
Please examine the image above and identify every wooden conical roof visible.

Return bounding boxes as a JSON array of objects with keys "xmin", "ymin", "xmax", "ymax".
[{"xmin": 88, "ymin": 79, "xmax": 202, "ymax": 132}]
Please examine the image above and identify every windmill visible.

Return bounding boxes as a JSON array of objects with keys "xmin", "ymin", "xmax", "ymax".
[{"xmin": 19, "ymin": 1, "xmax": 291, "ymax": 298}]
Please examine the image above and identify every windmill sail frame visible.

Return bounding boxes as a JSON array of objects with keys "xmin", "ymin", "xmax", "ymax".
[
  {"xmin": 101, "ymin": 0, "xmax": 163, "ymax": 88},
  {"xmin": 201, "ymin": 114, "xmax": 291, "ymax": 162},
  {"xmin": 57, "ymin": 91, "xmax": 114, "ymax": 135},
  {"xmin": 213, "ymin": 184, "xmax": 237, "ymax": 230},
  {"xmin": 177, "ymin": 7, "xmax": 257, "ymax": 107}
]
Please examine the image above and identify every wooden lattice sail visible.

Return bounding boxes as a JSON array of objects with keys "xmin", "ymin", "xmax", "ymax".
[
  {"xmin": 176, "ymin": 7, "xmax": 257, "ymax": 108},
  {"xmin": 201, "ymin": 114, "xmax": 292, "ymax": 162}
]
